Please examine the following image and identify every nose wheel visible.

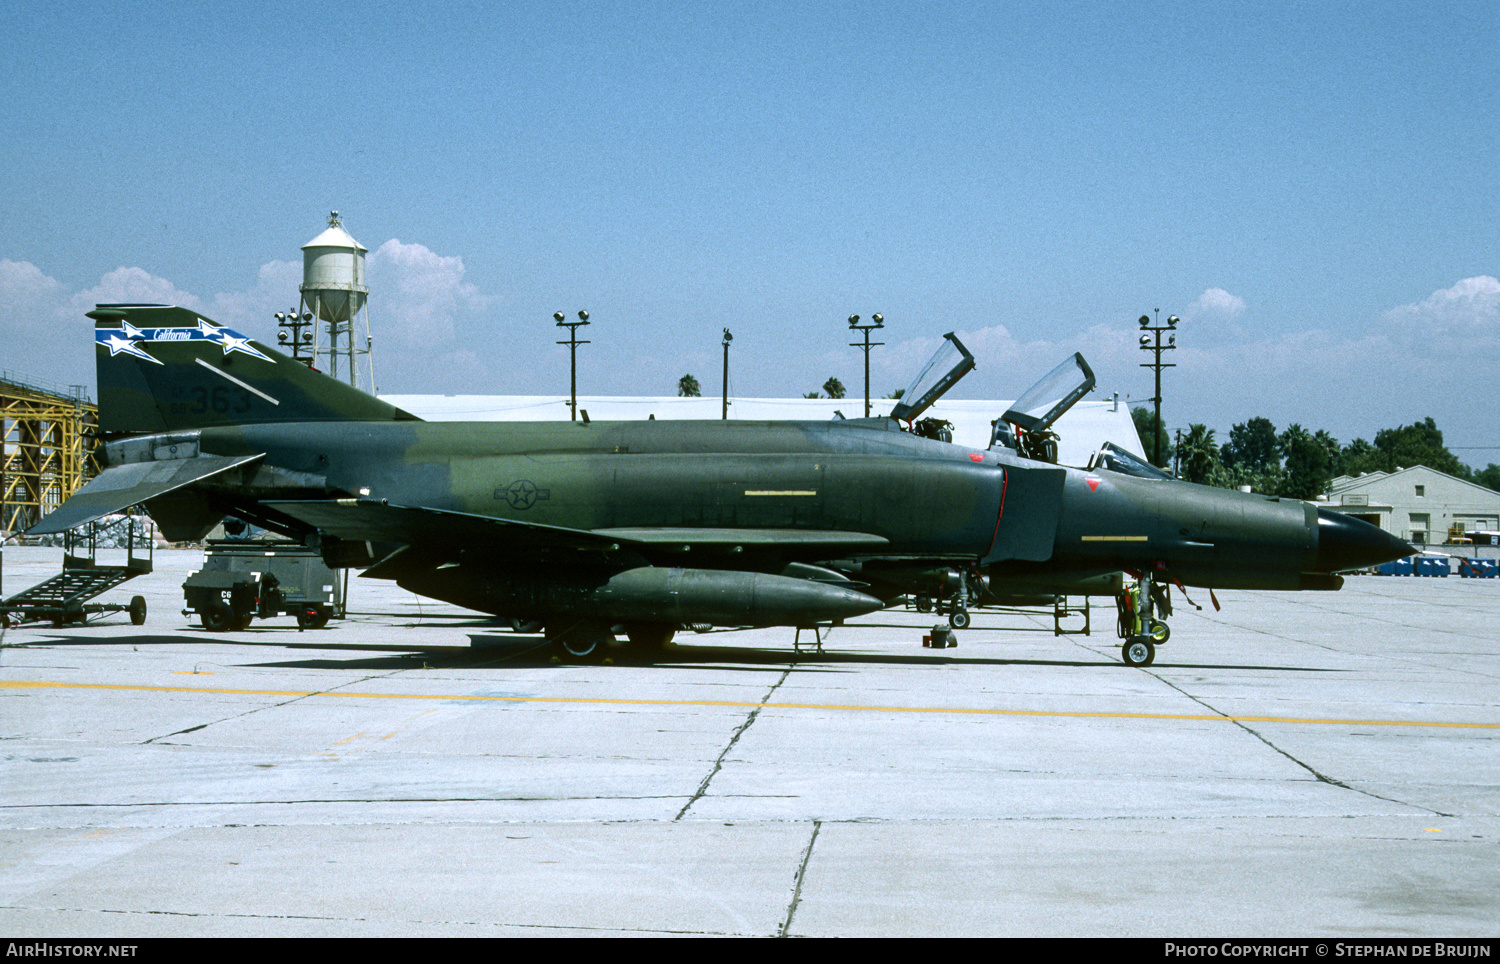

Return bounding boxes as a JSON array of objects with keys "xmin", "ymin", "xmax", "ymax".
[{"xmin": 1122, "ymin": 637, "xmax": 1156, "ymax": 667}]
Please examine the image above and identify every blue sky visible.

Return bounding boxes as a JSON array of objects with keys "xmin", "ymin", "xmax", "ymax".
[{"xmin": 3, "ymin": 1, "xmax": 1497, "ymax": 463}]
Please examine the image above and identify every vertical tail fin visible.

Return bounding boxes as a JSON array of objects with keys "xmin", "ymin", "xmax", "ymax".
[{"xmin": 90, "ymin": 304, "xmax": 418, "ymax": 435}]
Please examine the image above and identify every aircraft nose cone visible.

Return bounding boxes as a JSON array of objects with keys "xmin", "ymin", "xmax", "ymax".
[{"xmin": 1314, "ymin": 508, "xmax": 1415, "ymax": 572}]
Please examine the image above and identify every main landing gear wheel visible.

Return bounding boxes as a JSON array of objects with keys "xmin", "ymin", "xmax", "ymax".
[
  {"xmin": 1122, "ymin": 637, "xmax": 1156, "ymax": 667},
  {"xmin": 550, "ymin": 623, "xmax": 614, "ymax": 662},
  {"xmin": 948, "ymin": 608, "xmax": 970, "ymax": 630},
  {"xmin": 624, "ymin": 623, "xmax": 676, "ymax": 650}
]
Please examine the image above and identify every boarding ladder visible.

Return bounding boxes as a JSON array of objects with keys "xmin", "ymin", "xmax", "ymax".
[{"xmin": 1, "ymin": 519, "xmax": 153, "ymax": 627}]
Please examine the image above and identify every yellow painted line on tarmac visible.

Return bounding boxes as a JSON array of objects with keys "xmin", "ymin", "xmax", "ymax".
[{"xmin": 2, "ymin": 678, "xmax": 1496, "ymax": 730}]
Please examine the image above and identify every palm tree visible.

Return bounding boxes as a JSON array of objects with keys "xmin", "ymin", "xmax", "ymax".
[
  {"xmin": 677, "ymin": 374, "xmax": 701, "ymax": 397},
  {"xmin": 822, "ymin": 377, "xmax": 846, "ymax": 400},
  {"xmin": 1179, "ymin": 424, "xmax": 1218, "ymax": 484}
]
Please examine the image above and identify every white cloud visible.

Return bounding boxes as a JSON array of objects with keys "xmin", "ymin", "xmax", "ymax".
[
  {"xmin": 207, "ymin": 259, "xmax": 303, "ymax": 333},
  {"xmin": 0, "ymin": 240, "xmax": 495, "ymax": 392},
  {"xmin": 1176, "ymin": 287, "xmax": 1249, "ymax": 343},
  {"xmin": 1185, "ymin": 287, "xmax": 1247, "ymax": 321},
  {"xmin": 367, "ymin": 239, "xmax": 488, "ymax": 350},
  {"xmin": 68, "ymin": 266, "xmax": 206, "ymax": 318},
  {"xmin": 0, "ymin": 259, "xmax": 59, "ymax": 292},
  {"xmin": 871, "ymin": 321, "xmax": 1138, "ymax": 401},
  {"xmin": 1382, "ymin": 275, "xmax": 1499, "ymax": 353},
  {"xmin": 0, "ymin": 260, "xmax": 86, "ymax": 386},
  {"xmin": 0, "ymin": 260, "xmax": 66, "ymax": 340}
]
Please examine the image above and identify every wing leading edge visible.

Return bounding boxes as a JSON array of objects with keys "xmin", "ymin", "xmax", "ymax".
[{"xmin": 265, "ymin": 499, "xmax": 890, "ymax": 557}]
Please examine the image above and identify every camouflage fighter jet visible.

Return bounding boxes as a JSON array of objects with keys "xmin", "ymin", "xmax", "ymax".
[{"xmin": 29, "ymin": 304, "xmax": 1412, "ymax": 665}]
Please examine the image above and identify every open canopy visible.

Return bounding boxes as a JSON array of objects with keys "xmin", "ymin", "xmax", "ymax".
[
  {"xmin": 887, "ymin": 332, "xmax": 976, "ymax": 422},
  {"xmin": 1000, "ymin": 352, "xmax": 1095, "ymax": 434}
]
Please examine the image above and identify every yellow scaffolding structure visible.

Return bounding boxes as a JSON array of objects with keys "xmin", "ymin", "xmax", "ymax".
[{"xmin": 1, "ymin": 374, "xmax": 97, "ymax": 537}]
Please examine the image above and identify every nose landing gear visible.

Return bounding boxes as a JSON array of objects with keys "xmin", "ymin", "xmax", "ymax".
[
  {"xmin": 932, "ymin": 568, "xmax": 980, "ymax": 630},
  {"xmin": 1116, "ymin": 571, "xmax": 1171, "ymax": 667}
]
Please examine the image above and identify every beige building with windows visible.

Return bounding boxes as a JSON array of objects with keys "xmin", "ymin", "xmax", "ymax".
[{"xmin": 1323, "ymin": 465, "xmax": 1500, "ymax": 546}]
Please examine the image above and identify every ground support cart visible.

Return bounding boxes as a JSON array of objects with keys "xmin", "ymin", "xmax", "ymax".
[{"xmin": 184, "ymin": 539, "xmax": 344, "ymax": 631}]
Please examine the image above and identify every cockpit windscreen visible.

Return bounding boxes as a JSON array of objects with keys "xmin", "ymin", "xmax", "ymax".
[{"xmin": 1090, "ymin": 441, "xmax": 1175, "ymax": 480}]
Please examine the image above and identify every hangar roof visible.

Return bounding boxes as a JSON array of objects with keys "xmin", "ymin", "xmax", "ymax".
[{"xmin": 378, "ymin": 394, "xmax": 1145, "ymax": 469}]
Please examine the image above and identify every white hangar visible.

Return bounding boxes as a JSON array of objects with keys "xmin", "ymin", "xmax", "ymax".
[{"xmin": 1323, "ymin": 465, "xmax": 1500, "ymax": 546}]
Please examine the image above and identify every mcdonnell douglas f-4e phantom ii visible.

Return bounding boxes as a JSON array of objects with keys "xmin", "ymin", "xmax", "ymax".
[{"xmin": 31, "ymin": 304, "xmax": 1412, "ymax": 666}]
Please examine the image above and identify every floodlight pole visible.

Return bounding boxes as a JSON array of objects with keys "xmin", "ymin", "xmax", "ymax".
[
  {"xmin": 848, "ymin": 313, "xmax": 885, "ymax": 418},
  {"xmin": 721, "ymin": 328, "xmax": 733, "ymax": 420},
  {"xmin": 274, "ymin": 307, "xmax": 315, "ymax": 365},
  {"xmin": 1137, "ymin": 309, "xmax": 1179, "ymax": 467},
  {"xmin": 555, "ymin": 310, "xmax": 590, "ymax": 421}
]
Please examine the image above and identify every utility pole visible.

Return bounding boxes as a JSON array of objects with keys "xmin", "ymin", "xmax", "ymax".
[
  {"xmin": 555, "ymin": 310, "xmax": 590, "ymax": 421},
  {"xmin": 1138, "ymin": 310, "xmax": 1178, "ymax": 467},
  {"xmin": 847, "ymin": 313, "xmax": 885, "ymax": 418},
  {"xmin": 721, "ymin": 328, "xmax": 733, "ymax": 420}
]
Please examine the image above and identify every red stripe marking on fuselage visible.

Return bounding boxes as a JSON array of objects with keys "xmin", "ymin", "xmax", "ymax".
[{"xmin": 987, "ymin": 469, "xmax": 1008, "ymax": 556}]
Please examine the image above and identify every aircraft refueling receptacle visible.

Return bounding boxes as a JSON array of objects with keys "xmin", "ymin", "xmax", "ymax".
[{"xmin": 30, "ymin": 304, "xmax": 1413, "ymax": 665}]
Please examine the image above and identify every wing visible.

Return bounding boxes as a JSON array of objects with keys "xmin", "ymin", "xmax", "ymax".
[
  {"xmin": 265, "ymin": 499, "xmax": 615, "ymax": 552},
  {"xmin": 265, "ymin": 499, "xmax": 890, "ymax": 560},
  {"xmin": 28, "ymin": 454, "xmax": 264, "ymax": 535}
]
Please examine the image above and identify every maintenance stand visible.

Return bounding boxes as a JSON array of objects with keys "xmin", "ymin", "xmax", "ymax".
[{"xmin": 0, "ymin": 520, "xmax": 151, "ymax": 628}]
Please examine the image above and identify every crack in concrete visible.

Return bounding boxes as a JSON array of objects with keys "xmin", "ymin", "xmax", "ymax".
[
  {"xmin": 16, "ymin": 904, "xmax": 744, "ymax": 935},
  {"xmin": 140, "ymin": 655, "xmax": 488, "ymax": 745},
  {"xmin": 1, "ymin": 793, "xmax": 699, "ymax": 809},
  {"xmin": 675, "ymin": 665, "xmax": 794, "ymax": 821},
  {"xmin": 778, "ymin": 819, "xmax": 820, "ymax": 938},
  {"xmin": 1150, "ymin": 673, "xmax": 1453, "ymax": 817}
]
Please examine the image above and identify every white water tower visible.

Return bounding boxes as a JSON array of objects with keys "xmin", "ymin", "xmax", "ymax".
[{"xmin": 299, "ymin": 211, "xmax": 374, "ymax": 390}]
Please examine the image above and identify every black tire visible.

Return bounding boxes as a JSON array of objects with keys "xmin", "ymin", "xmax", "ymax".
[
  {"xmin": 1149, "ymin": 620, "xmax": 1170, "ymax": 643},
  {"xmin": 949, "ymin": 608, "xmax": 971, "ymax": 630},
  {"xmin": 915, "ymin": 596, "xmax": 933, "ymax": 613},
  {"xmin": 296, "ymin": 608, "xmax": 327, "ymax": 630},
  {"xmin": 201, "ymin": 601, "xmax": 233, "ymax": 632},
  {"xmin": 550, "ymin": 623, "xmax": 614, "ymax": 661},
  {"xmin": 1122, "ymin": 637, "xmax": 1155, "ymax": 667},
  {"xmin": 128, "ymin": 596, "xmax": 147, "ymax": 626},
  {"xmin": 231, "ymin": 613, "xmax": 254, "ymax": 631},
  {"xmin": 510, "ymin": 618, "xmax": 544, "ymax": 634},
  {"xmin": 624, "ymin": 622, "xmax": 675, "ymax": 650}
]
